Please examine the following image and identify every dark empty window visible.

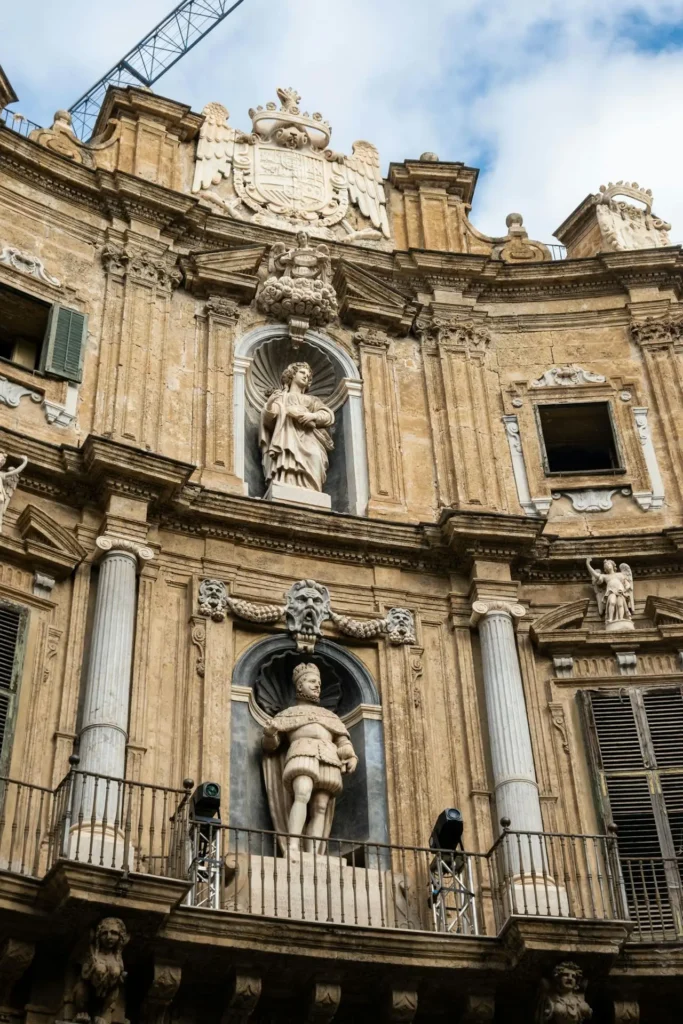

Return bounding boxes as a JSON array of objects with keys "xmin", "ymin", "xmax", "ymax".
[
  {"xmin": 537, "ymin": 402, "xmax": 621, "ymax": 474},
  {"xmin": 0, "ymin": 282, "xmax": 88, "ymax": 381},
  {"xmin": 0, "ymin": 281, "xmax": 50, "ymax": 371},
  {"xmin": 0, "ymin": 601, "xmax": 27, "ymax": 774}
]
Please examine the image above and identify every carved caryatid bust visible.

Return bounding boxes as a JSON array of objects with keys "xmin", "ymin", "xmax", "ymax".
[
  {"xmin": 261, "ymin": 662, "xmax": 357, "ymax": 853},
  {"xmin": 260, "ymin": 361, "xmax": 334, "ymax": 494},
  {"xmin": 536, "ymin": 961, "xmax": 592, "ymax": 1023},
  {"xmin": 72, "ymin": 917, "xmax": 128, "ymax": 1024}
]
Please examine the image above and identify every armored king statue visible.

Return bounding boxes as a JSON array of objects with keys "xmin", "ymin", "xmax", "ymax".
[{"xmin": 262, "ymin": 663, "xmax": 357, "ymax": 853}]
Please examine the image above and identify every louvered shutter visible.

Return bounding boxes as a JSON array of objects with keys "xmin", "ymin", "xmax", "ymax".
[
  {"xmin": 42, "ymin": 305, "xmax": 87, "ymax": 382},
  {"xmin": 582, "ymin": 687, "xmax": 683, "ymax": 937},
  {"xmin": 0, "ymin": 602, "xmax": 26, "ymax": 773}
]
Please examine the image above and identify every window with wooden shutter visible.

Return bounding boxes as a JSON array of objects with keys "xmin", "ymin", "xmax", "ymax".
[
  {"xmin": 581, "ymin": 686, "xmax": 683, "ymax": 938},
  {"xmin": 42, "ymin": 304, "xmax": 87, "ymax": 382},
  {"xmin": 0, "ymin": 601, "xmax": 28, "ymax": 774}
]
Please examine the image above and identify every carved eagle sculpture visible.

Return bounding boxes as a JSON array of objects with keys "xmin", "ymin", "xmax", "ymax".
[{"xmin": 191, "ymin": 103, "xmax": 391, "ymax": 240}]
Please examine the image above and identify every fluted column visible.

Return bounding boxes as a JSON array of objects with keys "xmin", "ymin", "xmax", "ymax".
[
  {"xmin": 470, "ymin": 600, "xmax": 543, "ymax": 835},
  {"xmin": 79, "ymin": 537, "xmax": 154, "ymax": 791}
]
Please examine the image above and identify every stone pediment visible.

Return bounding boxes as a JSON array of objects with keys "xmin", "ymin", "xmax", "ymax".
[
  {"xmin": 16, "ymin": 504, "xmax": 87, "ymax": 577},
  {"xmin": 333, "ymin": 261, "xmax": 414, "ymax": 333},
  {"xmin": 530, "ymin": 601, "xmax": 590, "ymax": 649},
  {"xmin": 181, "ymin": 246, "xmax": 266, "ymax": 300}
]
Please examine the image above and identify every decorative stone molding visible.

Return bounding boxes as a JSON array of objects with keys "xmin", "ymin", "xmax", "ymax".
[
  {"xmin": 32, "ymin": 572, "xmax": 56, "ymax": 599},
  {"xmin": 461, "ymin": 994, "xmax": 495, "ymax": 1023},
  {"xmin": 190, "ymin": 618, "xmax": 206, "ymax": 677},
  {"xmin": 491, "ymin": 212, "xmax": 551, "ymax": 263},
  {"xmin": 631, "ymin": 407, "xmax": 665, "ymax": 510},
  {"xmin": 552, "ymin": 656, "xmax": 574, "ymax": 678},
  {"xmin": 0, "ymin": 376, "xmax": 42, "ymax": 409},
  {"xmin": 140, "ymin": 962, "xmax": 182, "ymax": 1024},
  {"xmin": 631, "ymin": 314, "xmax": 683, "ymax": 348},
  {"xmin": 100, "ymin": 245, "xmax": 182, "ymax": 291},
  {"xmin": 96, "ymin": 535, "xmax": 154, "ymax": 565},
  {"xmin": 353, "ymin": 326, "xmax": 391, "ymax": 349},
  {"xmin": 616, "ymin": 651, "xmax": 638, "ymax": 675},
  {"xmin": 205, "ymin": 296, "xmax": 240, "ymax": 321},
  {"xmin": 44, "ymin": 382, "xmax": 79, "ymax": 428},
  {"xmin": 198, "ymin": 577, "xmax": 416, "ymax": 652},
  {"xmin": 256, "ymin": 232, "xmax": 338, "ymax": 346},
  {"xmin": 549, "ymin": 702, "xmax": 570, "ymax": 753},
  {"xmin": 536, "ymin": 962, "xmax": 592, "ymax": 1024},
  {"xmin": 0, "ymin": 244, "xmax": 61, "ymax": 287},
  {"xmin": 306, "ymin": 982, "xmax": 341, "ymax": 1023},
  {"xmin": 531, "ymin": 365, "xmax": 606, "ymax": 388},
  {"xmin": 595, "ymin": 180, "xmax": 671, "ymax": 251},
  {"xmin": 0, "ymin": 938, "xmax": 35, "ymax": 1011},
  {"xmin": 502, "ymin": 414, "xmax": 548, "ymax": 517},
  {"xmin": 417, "ymin": 316, "xmax": 490, "ymax": 353},
  {"xmin": 552, "ymin": 487, "xmax": 630, "ymax": 513},
  {"xmin": 384, "ymin": 989, "xmax": 418, "ymax": 1023},
  {"xmin": 613, "ymin": 999, "xmax": 640, "ymax": 1023},
  {"xmin": 470, "ymin": 599, "xmax": 525, "ymax": 627},
  {"xmin": 223, "ymin": 972, "xmax": 262, "ymax": 1024}
]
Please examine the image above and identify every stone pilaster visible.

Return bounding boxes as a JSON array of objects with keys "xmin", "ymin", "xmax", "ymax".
[
  {"xmin": 78, "ymin": 537, "xmax": 154, "ymax": 794},
  {"xmin": 470, "ymin": 599, "xmax": 543, "ymax": 835}
]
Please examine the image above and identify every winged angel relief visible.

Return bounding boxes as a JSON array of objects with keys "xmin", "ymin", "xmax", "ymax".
[{"xmin": 191, "ymin": 88, "xmax": 391, "ymax": 243}]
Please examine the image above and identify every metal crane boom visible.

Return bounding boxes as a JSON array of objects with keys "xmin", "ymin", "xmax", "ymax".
[{"xmin": 68, "ymin": 0, "xmax": 247, "ymax": 141}]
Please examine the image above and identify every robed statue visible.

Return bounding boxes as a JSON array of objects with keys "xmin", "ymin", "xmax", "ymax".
[
  {"xmin": 262, "ymin": 663, "xmax": 357, "ymax": 853},
  {"xmin": 260, "ymin": 361, "xmax": 334, "ymax": 493}
]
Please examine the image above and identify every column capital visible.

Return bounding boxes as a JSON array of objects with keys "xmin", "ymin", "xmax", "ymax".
[
  {"xmin": 96, "ymin": 535, "xmax": 154, "ymax": 566},
  {"xmin": 470, "ymin": 598, "xmax": 525, "ymax": 628}
]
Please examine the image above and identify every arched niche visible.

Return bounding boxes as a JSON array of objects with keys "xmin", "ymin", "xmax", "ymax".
[
  {"xmin": 234, "ymin": 325, "xmax": 369, "ymax": 515},
  {"xmin": 229, "ymin": 635, "xmax": 389, "ymax": 848}
]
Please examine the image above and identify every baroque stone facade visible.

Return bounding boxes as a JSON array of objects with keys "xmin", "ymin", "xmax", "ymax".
[{"xmin": 0, "ymin": 72, "xmax": 681, "ymax": 1024}]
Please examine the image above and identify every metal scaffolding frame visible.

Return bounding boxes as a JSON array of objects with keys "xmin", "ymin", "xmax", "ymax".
[{"xmin": 68, "ymin": 0, "xmax": 247, "ymax": 140}]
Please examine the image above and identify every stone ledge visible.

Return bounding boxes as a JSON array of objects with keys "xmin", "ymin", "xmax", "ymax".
[
  {"xmin": 500, "ymin": 915, "xmax": 632, "ymax": 972},
  {"xmin": 37, "ymin": 862, "xmax": 191, "ymax": 921}
]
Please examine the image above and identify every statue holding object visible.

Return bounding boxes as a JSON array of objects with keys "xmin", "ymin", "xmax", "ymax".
[
  {"xmin": 261, "ymin": 663, "xmax": 357, "ymax": 853},
  {"xmin": 586, "ymin": 558, "xmax": 635, "ymax": 632}
]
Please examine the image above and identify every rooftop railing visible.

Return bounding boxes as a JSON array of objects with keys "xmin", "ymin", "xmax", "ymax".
[
  {"xmin": 0, "ymin": 109, "xmax": 41, "ymax": 138},
  {"xmin": 3, "ymin": 769, "xmax": 681, "ymax": 941}
]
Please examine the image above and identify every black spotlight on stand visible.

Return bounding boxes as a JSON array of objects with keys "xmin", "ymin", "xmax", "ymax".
[
  {"xmin": 427, "ymin": 808, "xmax": 478, "ymax": 935},
  {"xmin": 187, "ymin": 782, "xmax": 222, "ymax": 910}
]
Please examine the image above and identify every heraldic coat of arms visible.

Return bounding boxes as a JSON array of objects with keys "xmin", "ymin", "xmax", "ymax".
[{"xmin": 191, "ymin": 87, "xmax": 391, "ymax": 244}]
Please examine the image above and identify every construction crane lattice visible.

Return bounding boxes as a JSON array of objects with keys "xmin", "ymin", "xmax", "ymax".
[{"xmin": 68, "ymin": 0, "xmax": 247, "ymax": 140}]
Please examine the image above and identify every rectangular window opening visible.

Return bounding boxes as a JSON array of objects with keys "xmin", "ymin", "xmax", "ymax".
[
  {"xmin": 0, "ymin": 281, "xmax": 51, "ymax": 373},
  {"xmin": 537, "ymin": 401, "xmax": 622, "ymax": 475}
]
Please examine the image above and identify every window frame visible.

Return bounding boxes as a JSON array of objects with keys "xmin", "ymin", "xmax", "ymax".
[
  {"xmin": 534, "ymin": 398, "xmax": 626, "ymax": 478},
  {"xmin": 0, "ymin": 278, "xmax": 87, "ymax": 383},
  {"xmin": 0, "ymin": 598, "xmax": 29, "ymax": 777}
]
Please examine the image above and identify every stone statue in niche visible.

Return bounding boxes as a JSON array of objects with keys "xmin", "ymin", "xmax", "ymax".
[
  {"xmin": 260, "ymin": 361, "xmax": 334, "ymax": 508},
  {"xmin": 0, "ymin": 452, "xmax": 28, "ymax": 534},
  {"xmin": 536, "ymin": 961, "xmax": 592, "ymax": 1023},
  {"xmin": 72, "ymin": 917, "xmax": 128, "ymax": 1024},
  {"xmin": 586, "ymin": 558, "xmax": 635, "ymax": 632},
  {"xmin": 262, "ymin": 662, "xmax": 357, "ymax": 853}
]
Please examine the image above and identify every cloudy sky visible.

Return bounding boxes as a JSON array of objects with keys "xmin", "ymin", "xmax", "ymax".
[{"xmin": 4, "ymin": 0, "xmax": 683, "ymax": 241}]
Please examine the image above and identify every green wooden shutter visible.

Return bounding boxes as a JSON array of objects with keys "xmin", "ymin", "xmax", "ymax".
[
  {"xmin": 0, "ymin": 601, "xmax": 27, "ymax": 774},
  {"xmin": 42, "ymin": 304, "xmax": 87, "ymax": 382},
  {"xmin": 582, "ymin": 686, "xmax": 683, "ymax": 937}
]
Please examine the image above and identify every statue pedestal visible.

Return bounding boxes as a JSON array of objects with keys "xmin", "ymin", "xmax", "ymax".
[
  {"xmin": 265, "ymin": 482, "xmax": 331, "ymax": 510},
  {"xmin": 604, "ymin": 619, "xmax": 635, "ymax": 632},
  {"xmin": 224, "ymin": 852, "xmax": 414, "ymax": 928}
]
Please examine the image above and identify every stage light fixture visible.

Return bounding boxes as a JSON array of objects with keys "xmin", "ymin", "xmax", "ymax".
[
  {"xmin": 429, "ymin": 808, "xmax": 464, "ymax": 852},
  {"xmin": 191, "ymin": 781, "xmax": 221, "ymax": 821}
]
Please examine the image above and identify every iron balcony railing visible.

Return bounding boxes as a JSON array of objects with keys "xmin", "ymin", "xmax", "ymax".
[
  {"xmin": 0, "ymin": 109, "xmax": 41, "ymax": 138},
  {"xmin": 3, "ymin": 767, "xmax": 681, "ymax": 941}
]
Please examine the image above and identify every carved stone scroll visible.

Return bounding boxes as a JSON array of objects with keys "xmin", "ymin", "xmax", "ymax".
[
  {"xmin": 140, "ymin": 962, "xmax": 181, "ymax": 1024},
  {"xmin": 384, "ymin": 989, "xmax": 418, "ymax": 1023}
]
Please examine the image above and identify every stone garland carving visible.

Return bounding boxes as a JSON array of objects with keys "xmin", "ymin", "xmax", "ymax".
[
  {"xmin": 0, "ymin": 452, "xmax": 28, "ymax": 534},
  {"xmin": 0, "ymin": 245, "xmax": 61, "ymax": 287},
  {"xmin": 531, "ymin": 365, "xmax": 606, "ymax": 388},
  {"xmin": 586, "ymin": 558, "xmax": 635, "ymax": 632},
  {"xmin": 72, "ymin": 917, "xmax": 128, "ymax": 1024},
  {"xmin": 100, "ymin": 246, "xmax": 182, "ymax": 291},
  {"xmin": 535, "ymin": 961, "xmax": 592, "ymax": 1023},
  {"xmin": 256, "ymin": 231, "xmax": 338, "ymax": 346},
  {"xmin": 198, "ymin": 578, "xmax": 416, "ymax": 651}
]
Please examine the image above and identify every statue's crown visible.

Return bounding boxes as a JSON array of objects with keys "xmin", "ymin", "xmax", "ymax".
[
  {"xmin": 248, "ymin": 87, "xmax": 331, "ymax": 151},
  {"xmin": 597, "ymin": 180, "xmax": 654, "ymax": 213}
]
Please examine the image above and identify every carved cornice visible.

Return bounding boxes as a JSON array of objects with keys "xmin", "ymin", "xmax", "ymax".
[{"xmin": 180, "ymin": 246, "xmax": 265, "ymax": 301}]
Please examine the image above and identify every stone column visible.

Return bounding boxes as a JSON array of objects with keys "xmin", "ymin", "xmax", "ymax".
[
  {"xmin": 470, "ymin": 599, "xmax": 543, "ymax": 834},
  {"xmin": 78, "ymin": 537, "xmax": 154, "ymax": 797}
]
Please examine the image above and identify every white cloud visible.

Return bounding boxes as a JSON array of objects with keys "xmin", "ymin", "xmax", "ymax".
[{"xmin": 4, "ymin": 0, "xmax": 683, "ymax": 243}]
